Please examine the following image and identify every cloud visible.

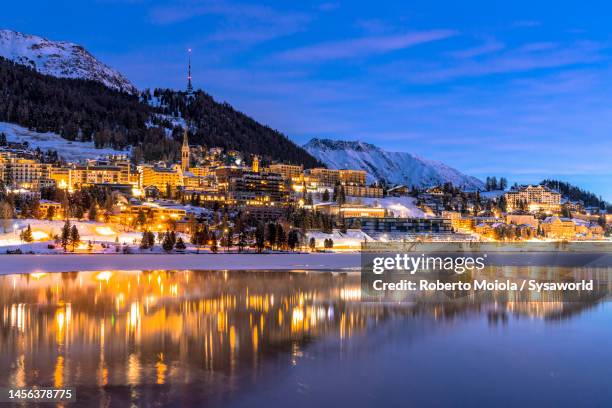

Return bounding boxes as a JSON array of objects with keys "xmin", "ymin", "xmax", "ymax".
[
  {"xmin": 149, "ymin": 0, "xmax": 308, "ymax": 26},
  {"xmin": 317, "ymin": 2, "xmax": 340, "ymax": 11},
  {"xmin": 149, "ymin": 0, "xmax": 311, "ymax": 47},
  {"xmin": 408, "ymin": 41, "xmax": 603, "ymax": 82},
  {"xmin": 511, "ymin": 20, "xmax": 541, "ymax": 28},
  {"xmin": 275, "ymin": 30, "xmax": 457, "ymax": 62},
  {"xmin": 450, "ymin": 39, "xmax": 505, "ymax": 58}
]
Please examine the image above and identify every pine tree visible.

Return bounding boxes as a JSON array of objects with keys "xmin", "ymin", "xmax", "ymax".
[
  {"xmin": 70, "ymin": 225, "xmax": 80, "ymax": 252},
  {"xmin": 175, "ymin": 237, "xmax": 186, "ymax": 252},
  {"xmin": 162, "ymin": 233, "xmax": 174, "ymax": 252},
  {"xmin": 255, "ymin": 223, "xmax": 265, "ymax": 253},
  {"xmin": 147, "ymin": 231, "xmax": 156, "ymax": 248},
  {"xmin": 191, "ymin": 226, "xmax": 204, "ymax": 253},
  {"xmin": 21, "ymin": 224, "xmax": 33, "ymax": 243},
  {"xmin": 46, "ymin": 205, "xmax": 55, "ymax": 221},
  {"xmin": 61, "ymin": 219, "xmax": 71, "ymax": 252},
  {"xmin": 140, "ymin": 231, "xmax": 151, "ymax": 249},
  {"xmin": 339, "ymin": 185, "xmax": 346, "ymax": 205},
  {"xmin": 74, "ymin": 206, "xmax": 84, "ymax": 220},
  {"xmin": 267, "ymin": 223, "xmax": 277, "ymax": 249},
  {"xmin": 210, "ymin": 234, "xmax": 218, "ymax": 253},
  {"xmin": 237, "ymin": 232, "xmax": 247, "ymax": 252},
  {"xmin": 224, "ymin": 227, "xmax": 233, "ymax": 252},
  {"xmin": 288, "ymin": 230, "xmax": 298, "ymax": 251},
  {"xmin": 136, "ymin": 210, "xmax": 146, "ymax": 228},
  {"xmin": 499, "ymin": 177, "xmax": 508, "ymax": 191},
  {"xmin": 276, "ymin": 224, "xmax": 286, "ymax": 250},
  {"xmin": 309, "ymin": 237, "xmax": 316, "ymax": 251}
]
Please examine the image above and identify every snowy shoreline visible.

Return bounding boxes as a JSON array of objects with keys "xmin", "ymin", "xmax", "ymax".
[{"xmin": 0, "ymin": 253, "xmax": 362, "ymax": 275}]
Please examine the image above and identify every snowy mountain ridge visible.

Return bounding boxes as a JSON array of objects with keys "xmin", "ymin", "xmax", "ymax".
[
  {"xmin": 0, "ymin": 29, "xmax": 136, "ymax": 94},
  {"xmin": 303, "ymin": 138, "xmax": 484, "ymax": 190}
]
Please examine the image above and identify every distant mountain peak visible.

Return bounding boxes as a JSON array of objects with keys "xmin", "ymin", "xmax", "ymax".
[
  {"xmin": 0, "ymin": 29, "xmax": 136, "ymax": 94},
  {"xmin": 304, "ymin": 137, "xmax": 484, "ymax": 190},
  {"xmin": 306, "ymin": 138, "xmax": 376, "ymax": 152}
]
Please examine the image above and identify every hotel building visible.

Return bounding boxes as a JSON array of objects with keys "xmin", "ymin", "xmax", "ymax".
[
  {"xmin": 268, "ymin": 163, "xmax": 304, "ymax": 181},
  {"xmin": 229, "ymin": 171, "xmax": 289, "ymax": 206},
  {"xmin": 505, "ymin": 185, "xmax": 561, "ymax": 214},
  {"xmin": 0, "ymin": 155, "xmax": 52, "ymax": 189}
]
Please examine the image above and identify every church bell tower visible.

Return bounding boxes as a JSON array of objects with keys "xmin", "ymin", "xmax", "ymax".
[{"xmin": 181, "ymin": 128, "xmax": 190, "ymax": 171}]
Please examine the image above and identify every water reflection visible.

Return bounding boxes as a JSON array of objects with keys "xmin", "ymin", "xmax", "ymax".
[{"xmin": 0, "ymin": 269, "xmax": 606, "ymax": 406}]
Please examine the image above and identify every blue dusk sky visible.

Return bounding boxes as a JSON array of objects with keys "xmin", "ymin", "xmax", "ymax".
[{"xmin": 2, "ymin": 1, "xmax": 611, "ymax": 199}]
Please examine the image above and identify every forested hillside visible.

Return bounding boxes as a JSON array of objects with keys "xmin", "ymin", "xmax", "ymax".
[
  {"xmin": 148, "ymin": 89, "xmax": 321, "ymax": 167},
  {"xmin": 541, "ymin": 179, "xmax": 608, "ymax": 209},
  {"xmin": 0, "ymin": 57, "xmax": 321, "ymax": 167}
]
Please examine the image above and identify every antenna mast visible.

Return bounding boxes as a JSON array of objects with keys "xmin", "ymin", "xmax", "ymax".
[{"xmin": 187, "ymin": 48, "xmax": 193, "ymax": 94}]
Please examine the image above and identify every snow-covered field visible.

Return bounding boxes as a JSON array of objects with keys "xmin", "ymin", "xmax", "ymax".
[
  {"xmin": 0, "ymin": 122, "xmax": 127, "ymax": 162},
  {"xmin": 306, "ymin": 229, "xmax": 373, "ymax": 250},
  {"xmin": 0, "ymin": 219, "xmax": 174, "ymax": 254},
  {"xmin": 0, "ymin": 219, "xmax": 363, "ymax": 273}
]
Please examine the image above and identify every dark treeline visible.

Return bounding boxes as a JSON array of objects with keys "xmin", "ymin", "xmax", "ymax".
[
  {"xmin": 541, "ymin": 179, "xmax": 608, "ymax": 209},
  {"xmin": 0, "ymin": 57, "xmax": 149, "ymax": 149},
  {"xmin": 148, "ymin": 88, "xmax": 322, "ymax": 168},
  {"xmin": 0, "ymin": 57, "xmax": 322, "ymax": 167}
]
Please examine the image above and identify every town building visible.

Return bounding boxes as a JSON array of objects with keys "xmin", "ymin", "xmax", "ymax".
[
  {"xmin": 540, "ymin": 217, "xmax": 577, "ymax": 240},
  {"xmin": 314, "ymin": 203, "xmax": 386, "ymax": 218},
  {"xmin": 357, "ymin": 217, "xmax": 453, "ymax": 237},
  {"xmin": 505, "ymin": 185, "xmax": 561, "ymax": 214},
  {"xmin": 214, "ymin": 166, "xmax": 244, "ymax": 190},
  {"xmin": 117, "ymin": 202, "xmax": 188, "ymax": 231},
  {"xmin": 339, "ymin": 169, "xmax": 367, "ymax": 186},
  {"xmin": 309, "ymin": 168, "xmax": 340, "ymax": 187},
  {"xmin": 505, "ymin": 214, "xmax": 538, "ymax": 228},
  {"xmin": 268, "ymin": 163, "xmax": 303, "ymax": 181},
  {"xmin": 451, "ymin": 217, "xmax": 476, "ymax": 232},
  {"xmin": 229, "ymin": 171, "xmax": 289, "ymax": 206},
  {"xmin": 139, "ymin": 164, "xmax": 183, "ymax": 193},
  {"xmin": 38, "ymin": 200, "xmax": 63, "ymax": 219},
  {"xmin": 388, "ymin": 185, "xmax": 410, "ymax": 197},
  {"xmin": 0, "ymin": 155, "xmax": 52, "ymax": 190},
  {"xmin": 342, "ymin": 185, "xmax": 384, "ymax": 198}
]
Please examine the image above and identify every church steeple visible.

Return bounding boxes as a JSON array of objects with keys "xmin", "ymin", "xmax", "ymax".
[
  {"xmin": 181, "ymin": 128, "xmax": 190, "ymax": 171},
  {"xmin": 186, "ymin": 48, "xmax": 193, "ymax": 95}
]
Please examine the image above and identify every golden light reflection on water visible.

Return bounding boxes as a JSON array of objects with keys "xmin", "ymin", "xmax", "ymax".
[
  {"xmin": 0, "ymin": 267, "xmax": 605, "ymax": 405},
  {"xmin": 0, "ymin": 270, "xmax": 373, "ymax": 394}
]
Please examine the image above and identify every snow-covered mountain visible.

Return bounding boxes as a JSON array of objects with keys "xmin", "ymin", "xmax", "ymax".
[
  {"xmin": 304, "ymin": 138, "xmax": 484, "ymax": 190},
  {"xmin": 0, "ymin": 29, "xmax": 136, "ymax": 94}
]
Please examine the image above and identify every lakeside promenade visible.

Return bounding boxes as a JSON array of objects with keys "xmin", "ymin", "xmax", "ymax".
[{"xmin": 0, "ymin": 253, "xmax": 362, "ymax": 274}]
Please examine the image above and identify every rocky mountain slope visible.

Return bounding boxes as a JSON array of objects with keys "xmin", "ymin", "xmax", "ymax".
[
  {"xmin": 0, "ymin": 29, "xmax": 136, "ymax": 94},
  {"xmin": 304, "ymin": 138, "xmax": 484, "ymax": 190}
]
